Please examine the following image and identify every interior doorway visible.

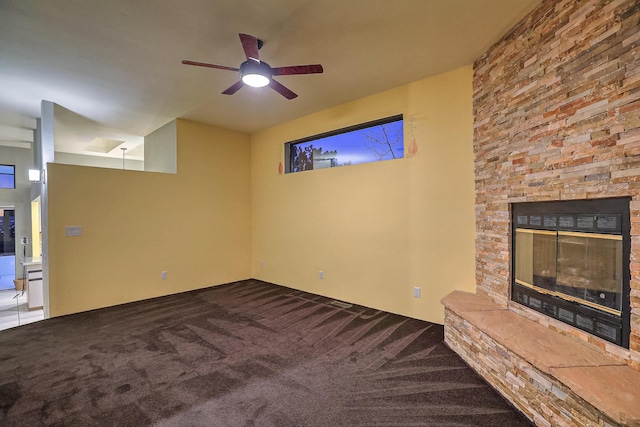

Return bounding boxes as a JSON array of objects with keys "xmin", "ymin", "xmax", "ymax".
[{"xmin": 0, "ymin": 205, "xmax": 44, "ymax": 331}]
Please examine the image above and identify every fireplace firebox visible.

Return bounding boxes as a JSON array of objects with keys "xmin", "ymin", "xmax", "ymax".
[{"xmin": 511, "ymin": 198, "xmax": 631, "ymax": 348}]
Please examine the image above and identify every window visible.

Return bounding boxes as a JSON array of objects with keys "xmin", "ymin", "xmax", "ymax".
[
  {"xmin": 0, "ymin": 165, "xmax": 16, "ymax": 189},
  {"xmin": 285, "ymin": 115, "xmax": 403, "ymax": 173}
]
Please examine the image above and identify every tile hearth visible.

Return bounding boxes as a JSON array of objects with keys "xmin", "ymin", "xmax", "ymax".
[{"xmin": 442, "ymin": 290, "xmax": 640, "ymax": 426}]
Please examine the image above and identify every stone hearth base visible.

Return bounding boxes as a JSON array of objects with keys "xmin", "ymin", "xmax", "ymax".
[{"xmin": 442, "ymin": 291, "xmax": 640, "ymax": 427}]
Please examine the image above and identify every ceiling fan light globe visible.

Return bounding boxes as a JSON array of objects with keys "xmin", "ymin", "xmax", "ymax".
[{"xmin": 242, "ymin": 74, "xmax": 270, "ymax": 87}]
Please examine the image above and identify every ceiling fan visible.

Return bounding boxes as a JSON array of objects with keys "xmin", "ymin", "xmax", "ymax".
[{"xmin": 182, "ymin": 33, "xmax": 324, "ymax": 100}]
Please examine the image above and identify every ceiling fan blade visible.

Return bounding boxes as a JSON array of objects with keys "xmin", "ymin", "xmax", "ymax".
[
  {"xmin": 271, "ymin": 64, "xmax": 324, "ymax": 76},
  {"xmin": 269, "ymin": 79, "xmax": 297, "ymax": 100},
  {"xmin": 222, "ymin": 80, "xmax": 245, "ymax": 95},
  {"xmin": 239, "ymin": 33, "xmax": 260, "ymax": 61},
  {"xmin": 182, "ymin": 60, "xmax": 239, "ymax": 72}
]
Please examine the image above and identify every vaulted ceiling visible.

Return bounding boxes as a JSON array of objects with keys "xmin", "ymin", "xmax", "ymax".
[{"xmin": 0, "ymin": 0, "xmax": 540, "ymax": 158}]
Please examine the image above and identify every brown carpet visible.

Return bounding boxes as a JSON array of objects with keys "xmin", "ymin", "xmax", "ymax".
[{"xmin": 0, "ymin": 279, "xmax": 532, "ymax": 426}]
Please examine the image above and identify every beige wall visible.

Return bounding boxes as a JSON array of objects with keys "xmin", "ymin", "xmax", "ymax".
[
  {"xmin": 251, "ymin": 66, "xmax": 475, "ymax": 324},
  {"xmin": 46, "ymin": 67, "xmax": 475, "ymax": 323},
  {"xmin": 47, "ymin": 119, "xmax": 251, "ymax": 316}
]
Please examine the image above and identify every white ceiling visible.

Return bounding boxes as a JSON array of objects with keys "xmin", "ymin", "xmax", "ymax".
[{"xmin": 0, "ymin": 0, "xmax": 540, "ymax": 159}]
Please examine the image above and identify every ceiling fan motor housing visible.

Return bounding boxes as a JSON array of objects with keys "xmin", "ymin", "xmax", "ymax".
[{"xmin": 240, "ymin": 60, "xmax": 272, "ymax": 80}]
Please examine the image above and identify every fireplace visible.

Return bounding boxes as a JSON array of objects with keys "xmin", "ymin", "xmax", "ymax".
[{"xmin": 511, "ymin": 198, "xmax": 631, "ymax": 348}]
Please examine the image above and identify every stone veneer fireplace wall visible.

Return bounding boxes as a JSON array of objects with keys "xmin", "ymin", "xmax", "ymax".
[{"xmin": 473, "ymin": 0, "xmax": 640, "ymax": 370}]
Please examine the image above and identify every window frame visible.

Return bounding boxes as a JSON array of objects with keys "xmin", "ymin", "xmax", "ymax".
[{"xmin": 284, "ymin": 114, "xmax": 404, "ymax": 174}]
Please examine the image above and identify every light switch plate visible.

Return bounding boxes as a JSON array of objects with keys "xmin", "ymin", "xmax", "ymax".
[{"xmin": 65, "ymin": 226, "xmax": 82, "ymax": 236}]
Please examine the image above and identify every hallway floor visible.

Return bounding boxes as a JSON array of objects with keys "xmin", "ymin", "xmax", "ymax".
[{"xmin": 0, "ymin": 289, "xmax": 44, "ymax": 331}]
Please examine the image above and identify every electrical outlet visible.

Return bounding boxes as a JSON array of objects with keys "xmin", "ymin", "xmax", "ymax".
[
  {"xmin": 260, "ymin": 260, "xmax": 264, "ymax": 269},
  {"xmin": 161, "ymin": 271, "xmax": 168, "ymax": 280},
  {"xmin": 413, "ymin": 287, "xmax": 421, "ymax": 298},
  {"xmin": 319, "ymin": 270, "xmax": 324, "ymax": 280}
]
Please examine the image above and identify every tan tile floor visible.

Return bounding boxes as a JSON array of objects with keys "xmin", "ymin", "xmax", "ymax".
[{"xmin": 0, "ymin": 289, "xmax": 44, "ymax": 332}]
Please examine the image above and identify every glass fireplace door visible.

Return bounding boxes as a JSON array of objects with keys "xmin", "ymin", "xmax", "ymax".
[
  {"xmin": 556, "ymin": 232, "xmax": 622, "ymax": 314},
  {"xmin": 515, "ymin": 229, "xmax": 557, "ymax": 292}
]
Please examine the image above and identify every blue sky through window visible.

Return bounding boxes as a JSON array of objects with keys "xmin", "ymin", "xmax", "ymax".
[{"xmin": 0, "ymin": 165, "xmax": 15, "ymax": 189}]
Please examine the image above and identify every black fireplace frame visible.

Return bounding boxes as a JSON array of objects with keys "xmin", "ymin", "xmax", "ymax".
[{"xmin": 511, "ymin": 197, "xmax": 631, "ymax": 348}]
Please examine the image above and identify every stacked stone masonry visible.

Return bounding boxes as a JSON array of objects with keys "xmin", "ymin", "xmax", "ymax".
[
  {"xmin": 473, "ymin": 0, "xmax": 640, "ymax": 369},
  {"xmin": 445, "ymin": 311, "xmax": 618, "ymax": 427},
  {"xmin": 442, "ymin": 291, "xmax": 640, "ymax": 427}
]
